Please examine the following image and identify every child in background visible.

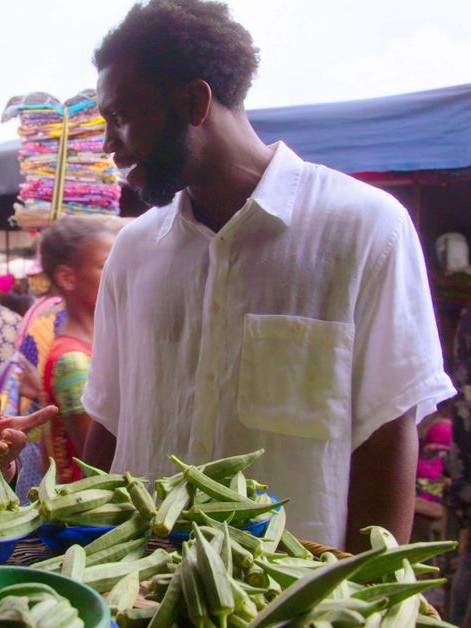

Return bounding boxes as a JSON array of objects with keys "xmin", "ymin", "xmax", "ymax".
[{"xmin": 40, "ymin": 216, "xmax": 121, "ymax": 483}]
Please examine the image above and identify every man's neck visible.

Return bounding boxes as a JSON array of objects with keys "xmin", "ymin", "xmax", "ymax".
[
  {"xmin": 189, "ymin": 196, "xmax": 234, "ymax": 233},
  {"xmin": 188, "ymin": 141, "xmax": 274, "ymax": 232}
]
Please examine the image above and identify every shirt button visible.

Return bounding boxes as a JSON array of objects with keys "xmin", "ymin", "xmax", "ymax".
[
  {"xmin": 207, "ymin": 372, "xmax": 215, "ymax": 383},
  {"xmin": 211, "ymin": 301, "xmax": 220, "ymax": 314}
]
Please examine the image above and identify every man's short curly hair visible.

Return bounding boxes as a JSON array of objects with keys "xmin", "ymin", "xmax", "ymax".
[{"xmin": 93, "ymin": 0, "xmax": 260, "ymax": 109}]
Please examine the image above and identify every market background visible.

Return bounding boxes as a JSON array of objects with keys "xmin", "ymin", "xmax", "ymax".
[{"xmin": 0, "ymin": 0, "xmax": 469, "ymax": 617}]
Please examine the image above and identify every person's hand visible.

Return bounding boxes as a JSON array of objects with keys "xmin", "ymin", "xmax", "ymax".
[{"xmin": 0, "ymin": 405, "xmax": 58, "ymax": 481}]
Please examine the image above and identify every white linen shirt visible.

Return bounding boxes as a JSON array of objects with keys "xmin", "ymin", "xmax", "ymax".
[{"xmin": 83, "ymin": 141, "xmax": 455, "ymax": 548}]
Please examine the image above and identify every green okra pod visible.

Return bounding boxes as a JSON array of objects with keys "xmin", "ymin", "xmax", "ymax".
[
  {"xmin": 56, "ymin": 501, "xmax": 136, "ymax": 527},
  {"xmin": 352, "ymin": 577, "xmax": 447, "ymax": 608},
  {"xmin": 249, "ymin": 547, "xmax": 383, "ymax": 627},
  {"xmin": 198, "ymin": 511, "xmax": 265, "ymax": 557},
  {"xmin": 182, "ymin": 498, "xmax": 288, "ymax": 524},
  {"xmin": 180, "ymin": 542, "xmax": 208, "ymax": 628},
  {"xmin": 61, "ymin": 543, "xmax": 86, "ymax": 581},
  {"xmin": 0, "ymin": 463, "xmax": 20, "ymax": 510},
  {"xmin": 107, "ymin": 569, "xmax": 141, "ymax": 614},
  {"xmin": 169, "ymin": 457, "xmax": 256, "ymax": 505},
  {"xmin": 86, "ymin": 536, "xmax": 149, "ymax": 567},
  {"xmin": 193, "ymin": 523, "xmax": 235, "ymax": 626},
  {"xmin": 148, "ymin": 567, "xmax": 183, "ymax": 627},
  {"xmin": 280, "ymin": 528, "xmax": 313, "ymax": 559},
  {"xmin": 262, "ymin": 506, "xmax": 286, "ymax": 554},
  {"xmin": 351, "ymin": 540, "xmax": 458, "ymax": 584},
  {"xmin": 125, "ymin": 472, "xmax": 157, "ymax": 521},
  {"xmin": 72, "ymin": 457, "xmax": 107, "ymax": 477},
  {"xmin": 40, "ymin": 488, "xmax": 115, "ymax": 521},
  {"xmin": 157, "ymin": 449, "xmax": 265, "ymax": 500},
  {"xmin": 84, "ymin": 512, "xmax": 151, "ymax": 555},
  {"xmin": 58, "ymin": 472, "xmax": 130, "ymax": 495},
  {"xmin": 153, "ymin": 479, "xmax": 191, "ymax": 537},
  {"xmin": 83, "ymin": 547, "xmax": 172, "ymax": 593},
  {"xmin": 38, "ymin": 458, "xmax": 57, "ymax": 502},
  {"xmin": 0, "ymin": 505, "xmax": 42, "ymax": 541}
]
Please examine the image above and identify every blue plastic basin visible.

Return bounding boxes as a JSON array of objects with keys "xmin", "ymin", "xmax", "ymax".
[
  {"xmin": 37, "ymin": 524, "xmax": 114, "ymax": 553},
  {"xmin": 0, "ymin": 539, "xmax": 16, "ymax": 563}
]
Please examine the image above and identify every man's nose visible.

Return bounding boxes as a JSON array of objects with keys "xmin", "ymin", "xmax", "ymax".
[{"xmin": 103, "ymin": 126, "xmax": 121, "ymax": 154}]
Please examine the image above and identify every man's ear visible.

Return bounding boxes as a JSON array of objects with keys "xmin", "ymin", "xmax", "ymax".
[
  {"xmin": 185, "ymin": 79, "xmax": 212, "ymax": 127},
  {"xmin": 54, "ymin": 264, "xmax": 76, "ymax": 293}
]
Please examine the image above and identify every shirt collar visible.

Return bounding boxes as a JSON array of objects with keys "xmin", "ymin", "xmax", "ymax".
[
  {"xmin": 155, "ymin": 140, "xmax": 304, "ymax": 242},
  {"xmin": 155, "ymin": 192, "xmax": 184, "ymax": 243},
  {"xmin": 248, "ymin": 141, "xmax": 304, "ymax": 226}
]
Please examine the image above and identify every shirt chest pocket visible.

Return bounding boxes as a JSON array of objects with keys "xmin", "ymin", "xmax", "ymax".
[{"xmin": 238, "ymin": 315, "xmax": 355, "ymax": 440}]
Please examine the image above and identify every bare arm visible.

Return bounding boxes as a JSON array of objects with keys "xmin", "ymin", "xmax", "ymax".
[
  {"xmin": 63, "ymin": 412, "xmax": 91, "ymax": 458},
  {"xmin": 346, "ymin": 411, "xmax": 419, "ymax": 553},
  {"xmin": 82, "ymin": 420, "xmax": 116, "ymax": 472}
]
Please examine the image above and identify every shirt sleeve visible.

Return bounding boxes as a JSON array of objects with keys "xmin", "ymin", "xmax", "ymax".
[
  {"xmin": 82, "ymin": 261, "xmax": 120, "ymax": 435},
  {"xmin": 52, "ymin": 350, "xmax": 91, "ymax": 416},
  {"xmin": 351, "ymin": 207, "xmax": 456, "ymax": 450}
]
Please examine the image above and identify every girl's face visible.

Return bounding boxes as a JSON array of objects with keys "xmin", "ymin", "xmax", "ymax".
[{"xmin": 72, "ymin": 232, "xmax": 115, "ymax": 310}]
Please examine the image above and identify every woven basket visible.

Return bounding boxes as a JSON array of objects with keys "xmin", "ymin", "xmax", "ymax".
[{"xmin": 300, "ymin": 539, "xmax": 442, "ymax": 621}]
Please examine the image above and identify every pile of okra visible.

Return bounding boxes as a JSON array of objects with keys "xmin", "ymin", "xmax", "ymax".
[{"xmin": 0, "ymin": 449, "xmax": 458, "ymax": 627}]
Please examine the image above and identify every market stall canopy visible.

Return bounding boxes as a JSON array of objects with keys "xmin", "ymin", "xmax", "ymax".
[
  {"xmin": 1, "ymin": 83, "xmax": 471, "ymax": 197},
  {"xmin": 248, "ymin": 83, "xmax": 471, "ymax": 175}
]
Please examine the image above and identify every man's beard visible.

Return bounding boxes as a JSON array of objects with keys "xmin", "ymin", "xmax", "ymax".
[{"xmin": 138, "ymin": 119, "xmax": 191, "ymax": 208}]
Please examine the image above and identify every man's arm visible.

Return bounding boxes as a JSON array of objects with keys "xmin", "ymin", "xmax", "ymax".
[
  {"xmin": 346, "ymin": 411, "xmax": 419, "ymax": 553},
  {"xmin": 82, "ymin": 420, "xmax": 116, "ymax": 472}
]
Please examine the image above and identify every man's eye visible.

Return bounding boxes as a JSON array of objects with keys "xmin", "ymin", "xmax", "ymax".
[{"xmin": 110, "ymin": 112, "xmax": 125, "ymax": 127}]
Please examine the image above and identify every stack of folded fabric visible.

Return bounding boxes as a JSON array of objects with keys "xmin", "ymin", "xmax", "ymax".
[{"xmin": 1, "ymin": 90, "xmax": 121, "ymax": 229}]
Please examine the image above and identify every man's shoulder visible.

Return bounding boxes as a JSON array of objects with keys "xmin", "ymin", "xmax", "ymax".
[
  {"xmin": 297, "ymin": 162, "xmax": 409, "ymax": 231},
  {"xmin": 111, "ymin": 202, "xmax": 175, "ymax": 254},
  {"xmin": 118, "ymin": 205, "xmax": 166, "ymax": 238}
]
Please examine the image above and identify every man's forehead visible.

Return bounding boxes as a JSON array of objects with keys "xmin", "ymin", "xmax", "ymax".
[{"xmin": 97, "ymin": 62, "xmax": 152, "ymax": 109}]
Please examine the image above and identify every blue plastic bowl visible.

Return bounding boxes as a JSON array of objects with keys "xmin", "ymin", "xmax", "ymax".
[
  {"xmin": 0, "ymin": 539, "xmax": 16, "ymax": 563},
  {"xmin": 168, "ymin": 492, "xmax": 281, "ymax": 543},
  {"xmin": 38, "ymin": 524, "xmax": 114, "ymax": 553}
]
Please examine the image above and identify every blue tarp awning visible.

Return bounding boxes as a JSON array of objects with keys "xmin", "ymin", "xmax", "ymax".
[{"xmin": 248, "ymin": 83, "xmax": 471, "ymax": 175}]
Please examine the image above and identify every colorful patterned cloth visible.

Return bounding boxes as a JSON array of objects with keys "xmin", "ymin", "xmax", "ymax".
[
  {"xmin": 43, "ymin": 335, "xmax": 91, "ymax": 484},
  {"xmin": 1, "ymin": 90, "xmax": 121, "ymax": 228},
  {"xmin": 14, "ymin": 296, "xmax": 62, "ymax": 353},
  {"xmin": 0, "ymin": 300, "xmax": 66, "ymax": 503},
  {"xmin": 19, "ymin": 301, "xmax": 66, "ymax": 378},
  {"xmin": 0, "ymin": 300, "xmax": 65, "ymax": 503},
  {"xmin": 0, "ymin": 305, "xmax": 21, "ymax": 371}
]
